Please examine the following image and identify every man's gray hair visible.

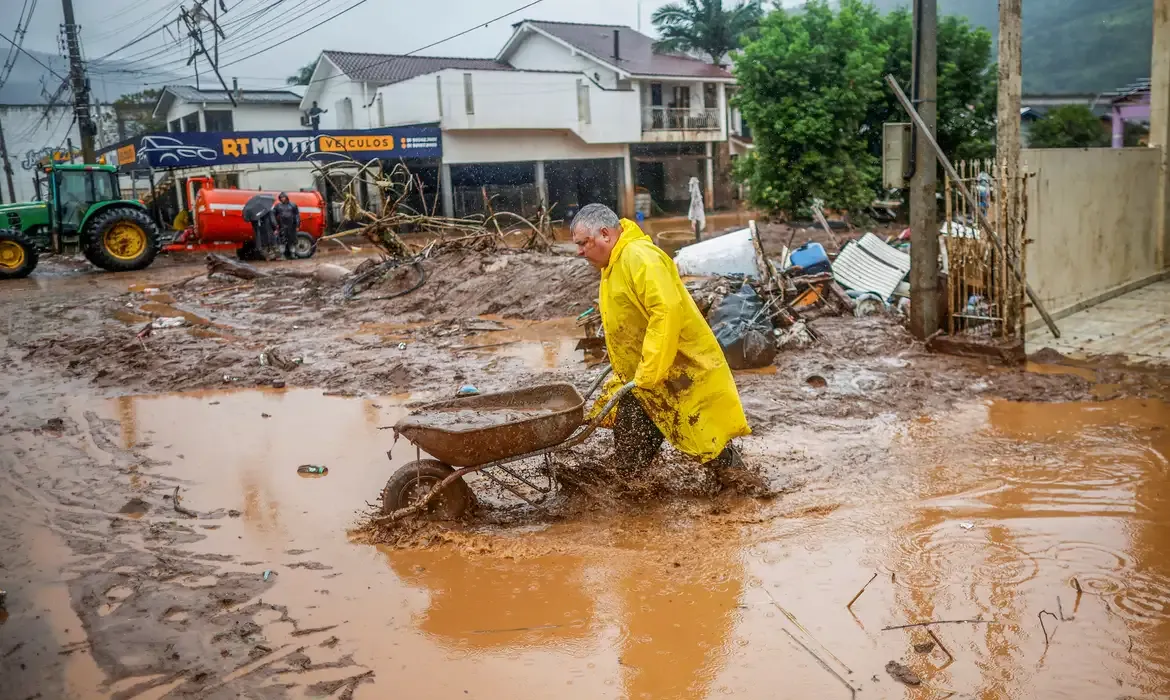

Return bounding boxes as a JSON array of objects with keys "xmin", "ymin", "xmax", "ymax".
[{"xmin": 570, "ymin": 203, "xmax": 621, "ymax": 236}]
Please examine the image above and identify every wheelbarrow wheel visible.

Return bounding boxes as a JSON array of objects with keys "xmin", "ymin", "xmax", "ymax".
[{"xmin": 381, "ymin": 460, "xmax": 472, "ymax": 520}]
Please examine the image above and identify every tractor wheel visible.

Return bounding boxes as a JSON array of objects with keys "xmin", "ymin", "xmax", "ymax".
[
  {"xmin": 381, "ymin": 460, "xmax": 472, "ymax": 520},
  {"xmin": 83, "ymin": 207, "xmax": 160, "ymax": 272},
  {"xmin": 292, "ymin": 232, "xmax": 317, "ymax": 259},
  {"xmin": 0, "ymin": 230, "xmax": 38, "ymax": 280}
]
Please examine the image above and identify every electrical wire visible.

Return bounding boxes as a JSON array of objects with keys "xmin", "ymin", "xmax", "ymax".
[
  {"xmin": 0, "ymin": 0, "xmax": 38, "ymax": 90},
  {"xmin": 90, "ymin": 0, "xmax": 334, "ymax": 77},
  {"xmin": 0, "ymin": 30, "xmax": 69, "ymax": 82},
  {"xmin": 264, "ymin": 0, "xmax": 549, "ymax": 89}
]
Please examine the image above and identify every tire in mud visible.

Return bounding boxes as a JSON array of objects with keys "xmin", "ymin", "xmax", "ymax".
[
  {"xmin": 83, "ymin": 207, "xmax": 160, "ymax": 272},
  {"xmin": 293, "ymin": 232, "xmax": 316, "ymax": 259},
  {"xmin": 381, "ymin": 459, "xmax": 472, "ymax": 520},
  {"xmin": 0, "ymin": 229, "xmax": 38, "ymax": 279}
]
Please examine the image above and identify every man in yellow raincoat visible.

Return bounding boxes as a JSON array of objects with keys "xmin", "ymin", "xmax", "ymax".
[{"xmin": 571, "ymin": 204, "xmax": 753, "ymax": 485}]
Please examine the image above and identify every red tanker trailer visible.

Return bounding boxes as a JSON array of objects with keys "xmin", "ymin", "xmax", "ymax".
[{"xmin": 163, "ymin": 176, "xmax": 326, "ymax": 259}]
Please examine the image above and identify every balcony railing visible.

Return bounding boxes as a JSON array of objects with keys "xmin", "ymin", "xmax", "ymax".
[{"xmin": 642, "ymin": 107, "xmax": 721, "ymax": 131}]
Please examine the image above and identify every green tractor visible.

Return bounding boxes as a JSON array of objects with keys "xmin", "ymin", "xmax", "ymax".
[{"xmin": 0, "ymin": 163, "xmax": 161, "ymax": 280}]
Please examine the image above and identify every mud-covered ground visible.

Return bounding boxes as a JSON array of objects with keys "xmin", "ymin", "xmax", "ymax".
[{"xmin": 3, "ymin": 248, "xmax": 1169, "ymax": 699}]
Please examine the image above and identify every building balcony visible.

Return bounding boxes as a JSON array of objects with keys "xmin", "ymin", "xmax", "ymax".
[{"xmin": 642, "ymin": 107, "xmax": 721, "ymax": 131}]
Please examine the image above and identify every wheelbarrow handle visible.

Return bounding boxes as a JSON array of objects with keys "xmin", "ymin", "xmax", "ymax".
[
  {"xmin": 583, "ymin": 364, "xmax": 613, "ymax": 401},
  {"xmin": 560, "ymin": 380, "xmax": 636, "ymax": 449}
]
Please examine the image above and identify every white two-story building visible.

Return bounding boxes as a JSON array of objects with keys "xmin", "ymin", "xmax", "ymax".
[{"xmin": 301, "ymin": 20, "xmax": 744, "ymax": 220}]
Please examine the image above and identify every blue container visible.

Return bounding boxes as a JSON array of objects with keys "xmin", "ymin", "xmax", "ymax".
[{"xmin": 789, "ymin": 241, "xmax": 831, "ymax": 275}]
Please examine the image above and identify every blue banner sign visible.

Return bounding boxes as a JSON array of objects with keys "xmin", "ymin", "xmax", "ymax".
[{"xmin": 104, "ymin": 126, "xmax": 442, "ymax": 170}]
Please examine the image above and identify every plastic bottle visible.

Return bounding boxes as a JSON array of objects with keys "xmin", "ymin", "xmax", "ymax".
[{"xmin": 297, "ymin": 465, "xmax": 328, "ymax": 475}]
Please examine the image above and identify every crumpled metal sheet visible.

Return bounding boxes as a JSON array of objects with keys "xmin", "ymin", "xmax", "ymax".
[{"xmin": 832, "ymin": 232, "xmax": 911, "ymax": 300}]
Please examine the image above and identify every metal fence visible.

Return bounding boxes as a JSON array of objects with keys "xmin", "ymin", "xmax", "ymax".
[
  {"xmin": 641, "ymin": 107, "xmax": 721, "ymax": 131},
  {"xmin": 941, "ymin": 159, "xmax": 1028, "ymax": 340},
  {"xmin": 453, "ymin": 184, "xmax": 543, "ymax": 220}
]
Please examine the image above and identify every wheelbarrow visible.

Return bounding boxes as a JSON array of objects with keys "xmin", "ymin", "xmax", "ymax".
[{"xmin": 381, "ymin": 367, "xmax": 633, "ymax": 521}]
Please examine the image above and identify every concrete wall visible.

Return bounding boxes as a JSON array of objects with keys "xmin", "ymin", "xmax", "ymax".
[
  {"xmin": 1, "ymin": 104, "xmax": 117, "ymax": 204},
  {"xmin": 1024, "ymin": 147, "xmax": 1164, "ymax": 323},
  {"xmin": 161, "ymin": 100, "xmax": 303, "ymax": 132},
  {"xmin": 309, "ymin": 60, "xmax": 375, "ymax": 130},
  {"xmin": 507, "ymin": 30, "xmax": 620, "ymax": 88}
]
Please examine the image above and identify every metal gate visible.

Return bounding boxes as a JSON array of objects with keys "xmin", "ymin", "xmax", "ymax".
[{"xmin": 942, "ymin": 159, "xmax": 1028, "ymax": 340}]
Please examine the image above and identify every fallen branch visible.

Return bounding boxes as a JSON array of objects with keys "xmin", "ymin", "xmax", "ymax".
[
  {"xmin": 172, "ymin": 486, "xmax": 198, "ymax": 518},
  {"xmin": 1038, "ymin": 610, "xmax": 1059, "ymax": 648},
  {"xmin": 200, "ymin": 283, "xmax": 254, "ymax": 296},
  {"xmin": 206, "ymin": 254, "xmax": 270, "ymax": 280},
  {"xmin": 882, "ymin": 619, "xmax": 994, "ymax": 631},
  {"xmin": 927, "ymin": 628, "xmax": 953, "ymax": 665},
  {"xmin": 846, "ymin": 572, "xmax": 878, "ymax": 609},
  {"xmin": 781, "ymin": 628, "xmax": 856, "ymax": 699}
]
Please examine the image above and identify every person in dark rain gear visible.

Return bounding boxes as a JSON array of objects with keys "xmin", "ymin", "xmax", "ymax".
[{"xmin": 272, "ymin": 192, "xmax": 301, "ymax": 259}]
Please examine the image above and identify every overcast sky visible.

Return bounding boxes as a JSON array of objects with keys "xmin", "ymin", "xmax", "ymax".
[{"xmin": 17, "ymin": 0, "xmax": 804, "ymax": 89}]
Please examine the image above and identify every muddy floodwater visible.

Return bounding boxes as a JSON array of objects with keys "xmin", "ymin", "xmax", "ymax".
[{"xmin": 4, "ymin": 380, "xmax": 1170, "ymax": 699}]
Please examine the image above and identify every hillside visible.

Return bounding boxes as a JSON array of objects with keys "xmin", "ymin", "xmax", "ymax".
[
  {"xmin": 870, "ymin": 0, "xmax": 1152, "ymax": 94},
  {"xmin": 0, "ymin": 49, "xmax": 182, "ymax": 105}
]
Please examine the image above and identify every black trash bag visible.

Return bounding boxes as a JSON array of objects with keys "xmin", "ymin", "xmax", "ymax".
[{"xmin": 706, "ymin": 283, "xmax": 778, "ymax": 370}]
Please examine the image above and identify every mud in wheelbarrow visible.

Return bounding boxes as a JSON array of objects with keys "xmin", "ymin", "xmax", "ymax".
[
  {"xmin": 394, "ymin": 383, "xmax": 586, "ymax": 467},
  {"xmin": 380, "ymin": 369, "xmax": 633, "ymax": 522}
]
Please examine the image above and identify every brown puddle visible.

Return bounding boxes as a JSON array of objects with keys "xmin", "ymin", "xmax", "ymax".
[{"xmin": 14, "ymin": 389, "xmax": 1170, "ymax": 698}]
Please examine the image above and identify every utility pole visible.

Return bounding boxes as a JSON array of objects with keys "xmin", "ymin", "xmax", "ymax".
[
  {"xmin": 997, "ymin": 0, "xmax": 1024, "ymax": 335},
  {"xmin": 61, "ymin": 0, "xmax": 96, "ymax": 163},
  {"xmin": 0, "ymin": 113, "xmax": 16, "ymax": 203},
  {"xmin": 909, "ymin": 0, "xmax": 940, "ymax": 339}
]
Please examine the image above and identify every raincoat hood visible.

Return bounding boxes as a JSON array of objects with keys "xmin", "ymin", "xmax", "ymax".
[{"xmin": 592, "ymin": 218, "xmax": 750, "ymax": 461}]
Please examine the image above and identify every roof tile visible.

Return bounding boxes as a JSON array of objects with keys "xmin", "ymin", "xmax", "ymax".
[{"xmin": 322, "ymin": 51, "xmax": 513, "ymax": 85}]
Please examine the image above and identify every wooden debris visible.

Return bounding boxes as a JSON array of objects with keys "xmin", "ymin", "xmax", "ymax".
[
  {"xmin": 846, "ymin": 572, "xmax": 878, "ymax": 609},
  {"xmin": 882, "ymin": 619, "xmax": 993, "ymax": 631},
  {"xmin": 206, "ymin": 254, "xmax": 270, "ymax": 280}
]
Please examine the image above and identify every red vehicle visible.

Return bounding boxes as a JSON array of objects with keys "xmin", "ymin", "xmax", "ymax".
[{"xmin": 164, "ymin": 176, "xmax": 326, "ymax": 259}]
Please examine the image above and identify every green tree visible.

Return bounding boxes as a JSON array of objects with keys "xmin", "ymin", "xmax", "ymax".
[
  {"xmin": 733, "ymin": 0, "xmax": 886, "ymax": 215},
  {"xmin": 651, "ymin": 0, "xmax": 764, "ymax": 65},
  {"xmin": 286, "ymin": 61, "xmax": 316, "ymax": 86},
  {"xmin": 866, "ymin": 8, "xmax": 996, "ymax": 163},
  {"xmin": 1027, "ymin": 105, "xmax": 1109, "ymax": 148},
  {"xmin": 113, "ymin": 89, "xmax": 166, "ymax": 137}
]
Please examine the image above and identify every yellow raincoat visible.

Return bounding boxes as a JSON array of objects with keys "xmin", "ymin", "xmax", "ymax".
[{"xmin": 591, "ymin": 219, "xmax": 750, "ymax": 461}]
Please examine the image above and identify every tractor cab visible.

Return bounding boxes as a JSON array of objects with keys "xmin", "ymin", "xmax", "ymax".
[{"xmin": 48, "ymin": 165, "xmax": 123, "ymax": 239}]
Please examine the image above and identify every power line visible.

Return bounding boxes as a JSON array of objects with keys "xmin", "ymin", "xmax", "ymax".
[
  {"xmin": 0, "ymin": 0, "xmax": 38, "ymax": 90},
  {"xmin": 0, "ymin": 29, "xmax": 68, "ymax": 83},
  {"xmin": 90, "ymin": 0, "xmax": 327, "ymax": 76},
  {"xmin": 225, "ymin": 0, "xmax": 549, "ymax": 82},
  {"xmin": 96, "ymin": 0, "xmax": 348, "ymax": 82}
]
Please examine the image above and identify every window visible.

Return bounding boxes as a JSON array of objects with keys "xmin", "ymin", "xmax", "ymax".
[
  {"xmin": 704, "ymin": 83, "xmax": 717, "ymax": 109},
  {"xmin": 204, "ymin": 110, "xmax": 234, "ymax": 131},
  {"xmin": 91, "ymin": 171, "xmax": 117, "ymax": 202},
  {"xmin": 671, "ymin": 85, "xmax": 690, "ymax": 110},
  {"xmin": 213, "ymin": 173, "xmax": 240, "ymax": 189},
  {"xmin": 577, "ymin": 79, "xmax": 591, "ymax": 124},
  {"xmin": 181, "ymin": 111, "xmax": 200, "ymax": 132},
  {"xmin": 650, "ymin": 83, "xmax": 663, "ymax": 106},
  {"xmin": 168, "ymin": 118, "xmax": 181, "ymax": 133},
  {"xmin": 54, "ymin": 170, "xmax": 91, "ymax": 230},
  {"xmin": 463, "ymin": 73, "xmax": 474, "ymax": 115}
]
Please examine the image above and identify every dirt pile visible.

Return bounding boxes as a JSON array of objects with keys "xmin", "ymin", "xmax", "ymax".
[{"xmin": 394, "ymin": 249, "xmax": 597, "ymax": 321}]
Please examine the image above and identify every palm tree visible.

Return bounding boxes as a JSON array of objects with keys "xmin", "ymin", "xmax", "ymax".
[
  {"xmin": 651, "ymin": 0, "xmax": 764, "ymax": 66},
  {"xmin": 286, "ymin": 61, "xmax": 316, "ymax": 86}
]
